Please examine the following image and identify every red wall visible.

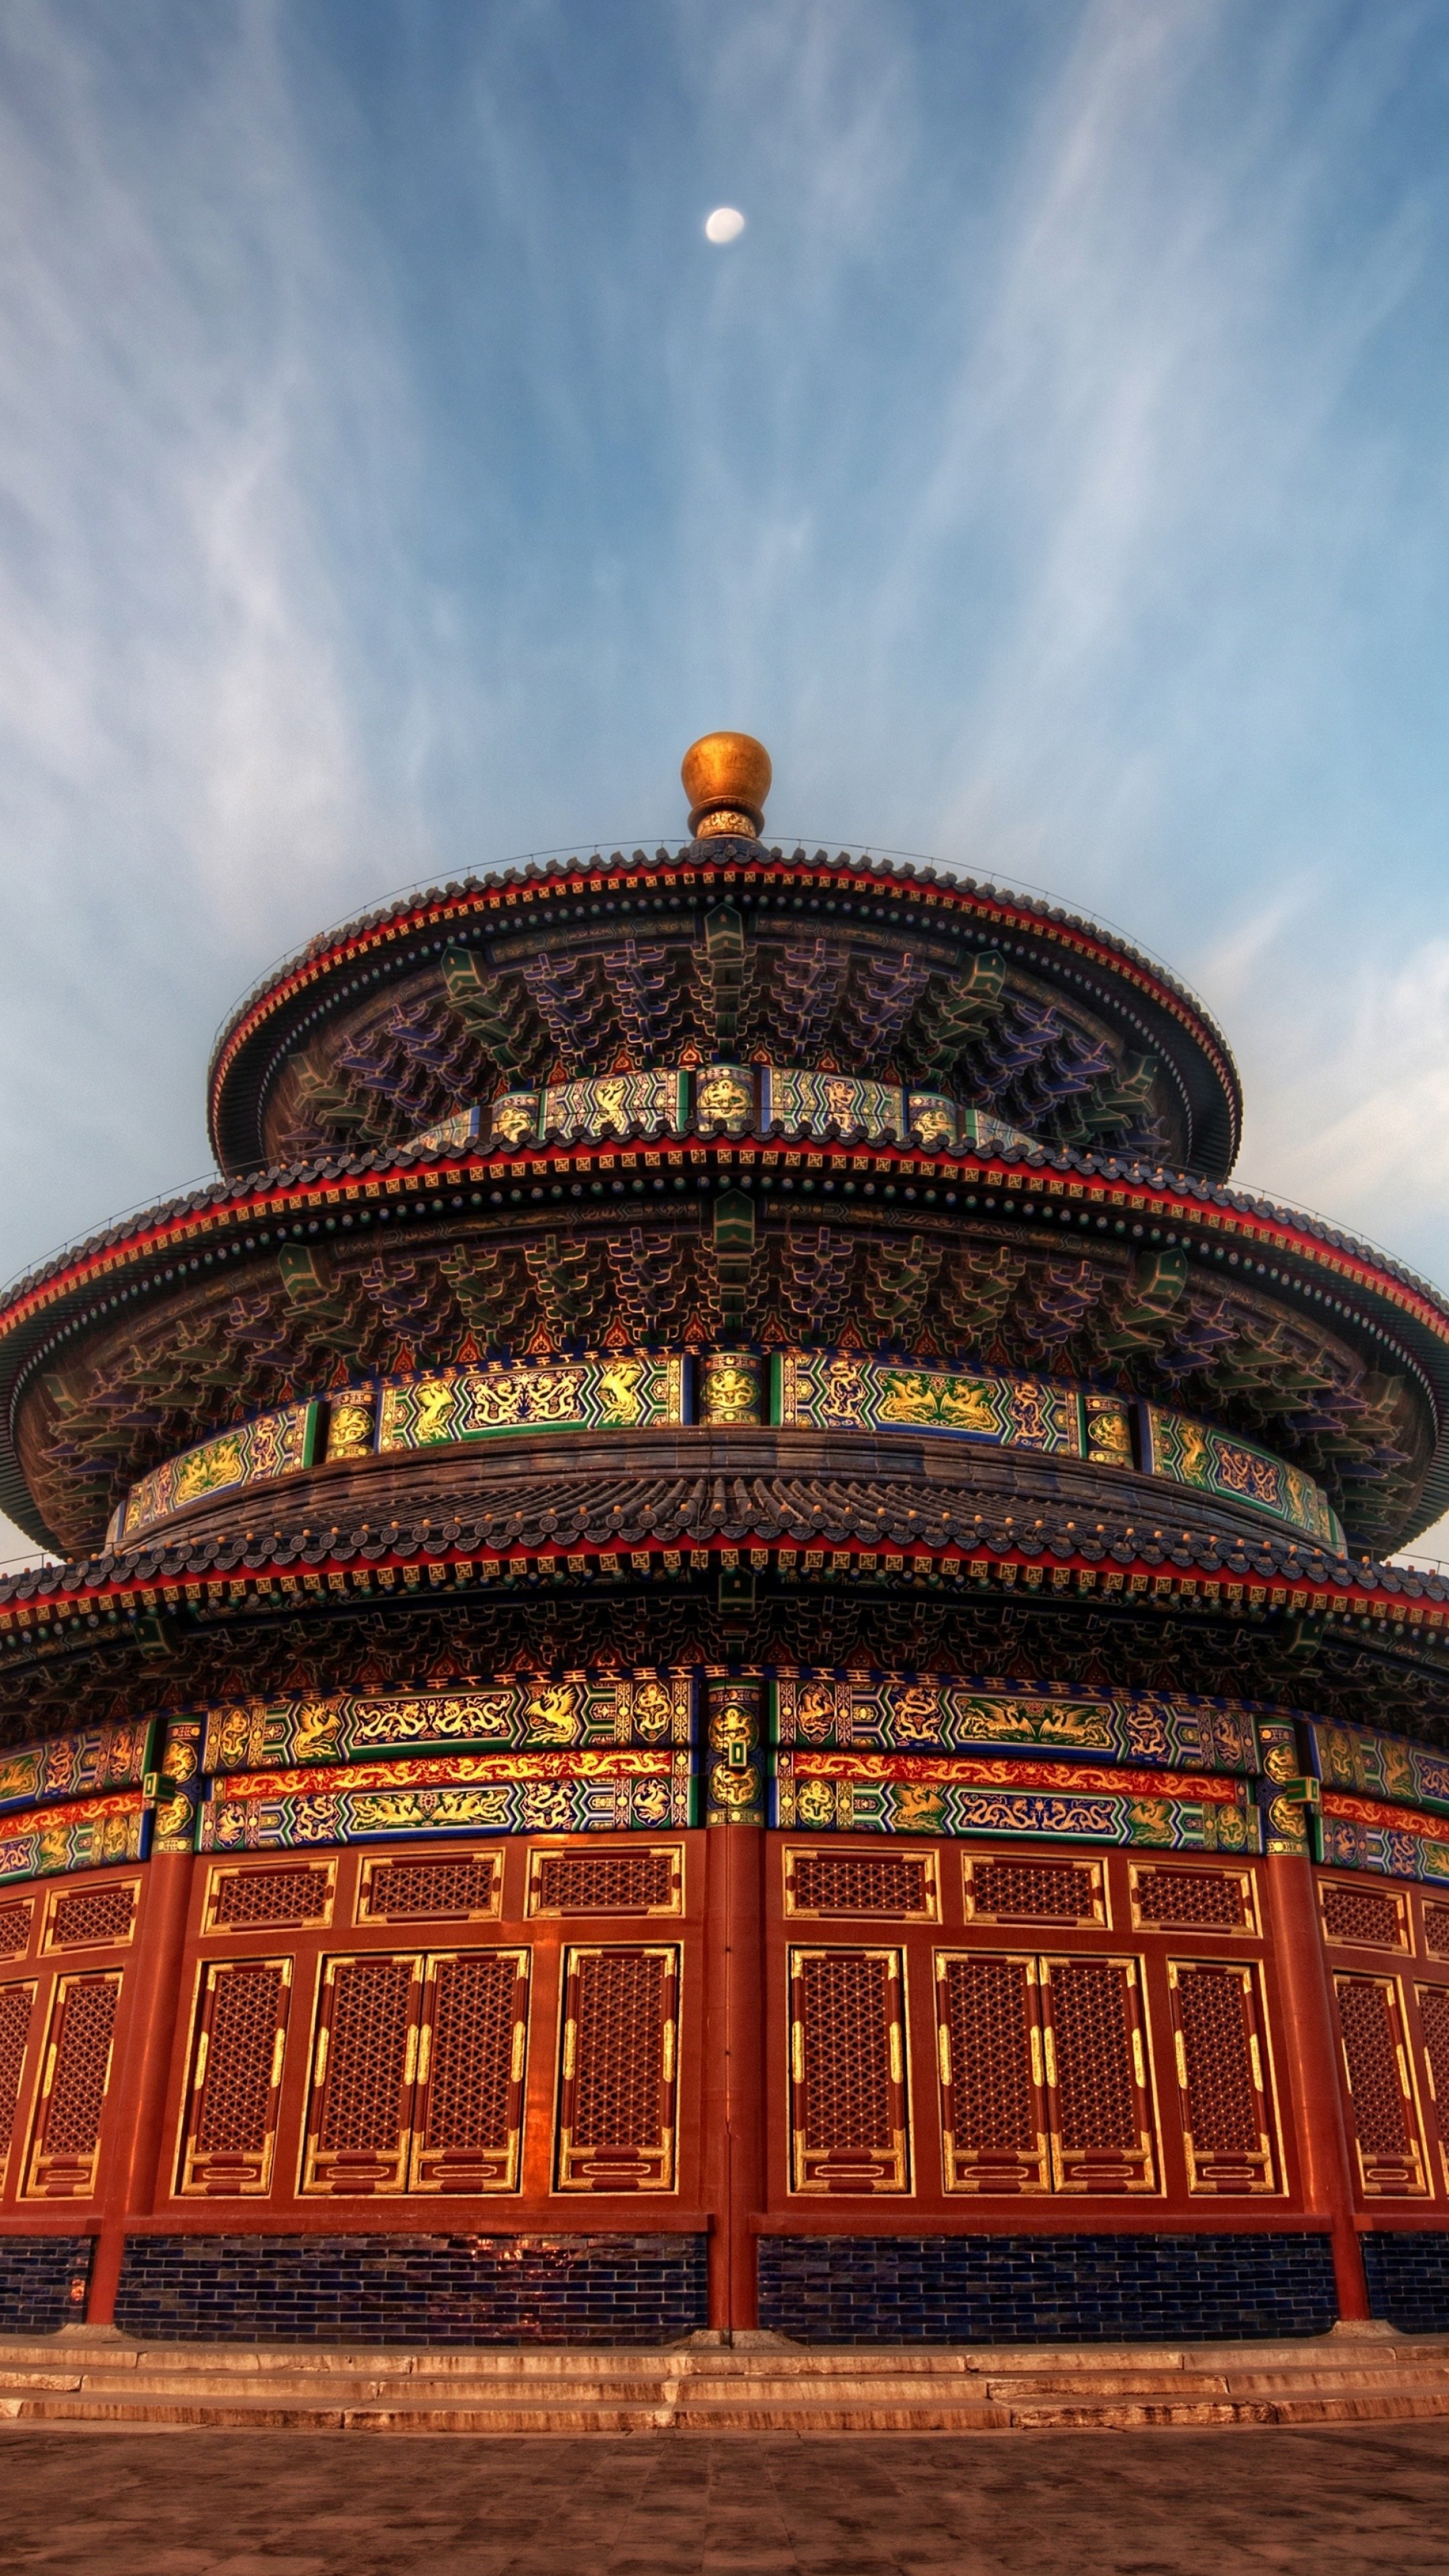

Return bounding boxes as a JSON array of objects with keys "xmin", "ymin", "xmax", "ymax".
[{"xmin": 3, "ymin": 1831, "xmax": 1448, "ymax": 2329}]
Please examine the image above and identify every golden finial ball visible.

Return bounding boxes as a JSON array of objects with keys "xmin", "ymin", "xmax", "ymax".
[{"xmin": 681, "ymin": 731, "xmax": 772, "ymax": 840}]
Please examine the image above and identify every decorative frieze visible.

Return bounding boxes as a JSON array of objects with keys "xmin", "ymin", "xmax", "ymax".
[
  {"xmin": 771, "ymin": 1674, "xmax": 1263, "ymax": 1773},
  {"xmin": 0, "ymin": 1718, "xmax": 156, "ymax": 1815},
  {"xmin": 104, "ymin": 1339, "xmax": 1342, "ymax": 1557},
  {"xmin": 108, "ymin": 1401, "xmax": 319, "ymax": 1548},
  {"xmin": 774, "ymin": 1348, "xmax": 1084, "ymax": 1452},
  {"xmin": 201, "ymin": 1674, "xmax": 693, "ymax": 1774},
  {"xmin": 1140, "ymin": 1405, "xmax": 1342, "ymax": 1554},
  {"xmin": 197, "ymin": 1748, "xmax": 696, "ymax": 1853},
  {"xmin": 7, "ymin": 1668, "xmax": 1448, "ymax": 1890},
  {"xmin": 416, "ymin": 1063, "xmax": 1037, "ymax": 1157},
  {"xmin": 773, "ymin": 1749, "xmax": 1262, "ymax": 1853},
  {"xmin": 0, "ymin": 1790, "xmax": 151, "ymax": 1886},
  {"xmin": 376, "ymin": 1352, "xmax": 688, "ymax": 1450},
  {"xmin": 1311, "ymin": 1719, "xmax": 1449, "ymax": 1819},
  {"xmin": 1319, "ymin": 1792, "xmax": 1449, "ymax": 1888}
]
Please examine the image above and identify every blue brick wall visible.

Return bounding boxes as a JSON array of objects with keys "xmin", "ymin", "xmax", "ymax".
[
  {"xmin": 758, "ymin": 2233, "xmax": 1338, "ymax": 2344},
  {"xmin": 1362, "ymin": 2233, "xmax": 1449, "ymax": 2332},
  {"xmin": 114, "ymin": 2233, "xmax": 708, "ymax": 2346},
  {"xmin": 0, "ymin": 2237, "xmax": 93, "ymax": 2333}
]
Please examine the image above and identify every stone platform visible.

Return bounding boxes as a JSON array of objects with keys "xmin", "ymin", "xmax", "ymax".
[
  {"xmin": 3, "ymin": 2418, "xmax": 1449, "ymax": 2575},
  {"xmin": 1, "ymin": 2323, "xmax": 1448, "ymax": 2434}
]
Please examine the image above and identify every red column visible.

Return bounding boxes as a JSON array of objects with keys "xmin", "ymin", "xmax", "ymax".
[
  {"xmin": 704, "ymin": 1823, "xmax": 765, "ymax": 2332},
  {"xmin": 1265, "ymin": 1853, "xmax": 1368, "ymax": 2320},
  {"xmin": 85, "ymin": 1851, "xmax": 193, "ymax": 2326}
]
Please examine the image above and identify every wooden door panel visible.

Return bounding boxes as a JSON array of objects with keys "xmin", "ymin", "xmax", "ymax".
[
  {"xmin": 934, "ymin": 1949, "xmax": 1049, "ymax": 2194},
  {"xmin": 301, "ymin": 1951, "xmax": 422, "ymax": 2195},
  {"xmin": 180, "ymin": 1957, "xmax": 291, "ymax": 2195},
  {"xmin": 788, "ymin": 1946, "xmax": 910, "ymax": 2194}
]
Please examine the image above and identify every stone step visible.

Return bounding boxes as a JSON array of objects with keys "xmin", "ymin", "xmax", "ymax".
[
  {"xmin": 0, "ymin": 2390, "xmax": 1016, "ymax": 2434},
  {"xmin": 983, "ymin": 2363, "xmax": 1449, "ymax": 2402},
  {"xmin": 11, "ymin": 2377, "xmax": 1449, "ymax": 2433},
  {"xmin": 1009, "ymin": 2390, "xmax": 1449, "ymax": 2430},
  {"xmin": 0, "ymin": 2339, "xmax": 686, "ymax": 2379},
  {"xmin": 8, "ymin": 2332, "xmax": 1448, "ymax": 2380},
  {"xmin": 0, "ymin": 2394, "xmax": 674, "ymax": 2433},
  {"xmin": 656, "ymin": 2401, "xmax": 1014, "ymax": 2433},
  {"xmin": 11, "ymin": 2368, "xmax": 682, "ymax": 2406},
  {"xmin": 3, "ymin": 2332, "xmax": 1449, "ymax": 2435}
]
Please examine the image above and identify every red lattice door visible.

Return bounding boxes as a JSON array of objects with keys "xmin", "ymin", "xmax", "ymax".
[
  {"xmin": 302, "ymin": 1952, "xmax": 423, "ymax": 2194},
  {"xmin": 0, "ymin": 1980, "xmax": 36, "ymax": 2192},
  {"xmin": 1334, "ymin": 1974, "xmax": 1428, "ymax": 2195},
  {"xmin": 1415, "ymin": 1984, "xmax": 1449, "ymax": 2192},
  {"xmin": 1040, "ymin": 1954, "xmax": 1158, "ymax": 2194},
  {"xmin": 409, "ymin": 1949, "xmax": 529, "ymax": 2194},
  {"xmin": 934, "ymin": 1951, "xmax": 1049, "ymax": 2194},
  {"xmin": 1167, "ymin": 1960, "xmax": 1278, "ymax": 2194},
  {"xmin": 788, "ymin": 1946, "xmax": 910, "ymax": 2194},
  {"xmin": 23, "ymin": 1970, "xmax": 123, "ymax": 2198},
  {"xmin": 180, "ymin": 1957, "xmax": 292, "ymax": 2195},
  {"xmin": 555, "ymin": 1944, "xmax": 680, "ymax": 2192}
]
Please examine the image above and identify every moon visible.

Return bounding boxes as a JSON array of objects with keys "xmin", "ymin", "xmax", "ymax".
[{"xmin": 704, "ymin": 207, "xmax": 746, "ymax": 245}]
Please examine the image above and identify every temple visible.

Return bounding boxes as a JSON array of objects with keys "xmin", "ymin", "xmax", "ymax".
[{"xmin": 3, "ymin": 730, "xmax": 1449, "ymax": 2353}]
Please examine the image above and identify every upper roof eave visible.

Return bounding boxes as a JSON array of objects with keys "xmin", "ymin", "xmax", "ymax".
[{"xmin": 204, "ymin": 838, "xmax": 1245, "ymax": 1181}]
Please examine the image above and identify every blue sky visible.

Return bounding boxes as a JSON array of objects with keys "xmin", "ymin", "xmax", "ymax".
[{"xmin": 3, "ymin": 0, "xmax": 1449, "ymax": 1560}]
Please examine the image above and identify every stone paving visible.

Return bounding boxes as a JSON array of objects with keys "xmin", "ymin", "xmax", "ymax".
[{"xmin": 3, "ymin": 2424, "xmax": 1449, "ymax": 2573}]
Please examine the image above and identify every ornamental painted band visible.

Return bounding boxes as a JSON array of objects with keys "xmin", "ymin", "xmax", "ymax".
[
  {"xmin": 407, "ymin": 1065, "xmax": 1033, "ymax": 1157},
  {"xmin": 106, "ymin": 1349, "xmax": 1344, "ymax": 1553},
  {"xmin": 3, "ymin": 1680, "xmax": 1444, "ymax": 1890}
]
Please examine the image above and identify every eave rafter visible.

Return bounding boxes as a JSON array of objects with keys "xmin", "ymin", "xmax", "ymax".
[
  {"xmin": 206, "ymin": 843, "xmax": 1243, "ymax": 1179},
  {"xmin": 3, "ymin": 1123, "xmax": 1448, "ymax": 1557},
  {"xmin": 3, "ymin": 1523, "xmax": 1448, "ymax": 1678}
]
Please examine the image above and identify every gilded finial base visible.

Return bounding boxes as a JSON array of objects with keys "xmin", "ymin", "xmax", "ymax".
[{"xmin": 692, "ymin": 807, "xmax": 762, "ymax": 841}]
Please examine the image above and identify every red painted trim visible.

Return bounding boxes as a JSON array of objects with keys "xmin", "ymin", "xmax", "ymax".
[
  {"xmin": 4, "ymin": 1532, "xmax": 1446, "ymax": 1642},
  {"xmin": 709, "ymin": 1826, "xmax": 765, "ymax": 2331},
  {"xmin": 4, "ymin": 1138, "xmax": 1438, "ymax": 1350},
  {"xmin": 1262, "ymin": 1856, "xmax": 1369, "ymax": 2317},
  {"xmin": 5, "ymin": 1535, "xmax": 1433, "ymax": 1638},
  {"xmin": 85, "ymin": 1853, "xmax": 192, "ymax": 2324}
]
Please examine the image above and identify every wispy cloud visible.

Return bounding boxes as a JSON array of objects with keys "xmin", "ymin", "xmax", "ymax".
[{"xmin": 0, "ymin": 4, "xmax": 430, "ymax": 1258}]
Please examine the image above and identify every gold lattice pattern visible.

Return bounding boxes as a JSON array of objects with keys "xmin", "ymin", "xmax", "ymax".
[
  {"xmin": 1417, "ymin": 1986, "xmax": 1449, "ymax": 2125},
  {"xmin": 799, "ymin": 1953, "xmax": 894, "ymax": 2153},
  {"xmin": 971, "ymin": 1860, "xmax": 1098, "ymax": 1922},
  {"xmin": 424, "ymin": 1957, "xmax": 515, "ymax": 2150},
  {"xmin": 1134, "ymin": 1868, "xmax": 1245, "ymax": 1931},
  {"xmin": 48, "ymin": 1884, "xmax": 136, "ymax": 1949},
  {"xmin": 534, "ymin": 1851, "xmax": 673, "ymax": 1915},
  {"xmin": 1424, "ymin": 1904, "xmax": 1449, "ymax": 1962},
  {"xmin": 43, "ymin": 1977, "xmax": 119, "ymax": 2157},
  {"xmin": 195, "ymin": 1966, "xmax": 285, "ymax": 2155},
  {"xmin": 317, "ymin": 1959, "xmax": 414, "ymax": 2152},
  {"xmin": 943, "ymin": 1955, "xmax": 1037, "ymax": 2152},
  {"xmin": 1178, "ymin": 1968, "xmax": 1259, "ymax": 2153},
  {"xmin": 0, "ymin": 1983, "xmax": 34, "ymax": 2143},
  {"xmin": 571, "ymin": 1951, "xmax": 666, "ymax": 2151},
  {"xmin": 0, "ymin": 1902, "xmax": 32, "ymax": 1960},
  {"xmin": 1051, "ymin": 1964, "xmax": 1138, "ymax": 2153},
  {"xmin": 1321, "ymin": 1883, "xmax": 1403, "ymax": 1949},
  {"xmin": 791, "ymin": 1853, "xmax": 932, "ymax": 1917},
  {"xmin": 210, "ymin": 1867, "xmax": 333, "ymax": 1930},
  {"xmin": 364, "ymin": 1858, "xmax": 500, "ymax": 1921},
  {"xmin": 1336, "ymin": 1979, "xmax": 1413, "ymax": 2158}
]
